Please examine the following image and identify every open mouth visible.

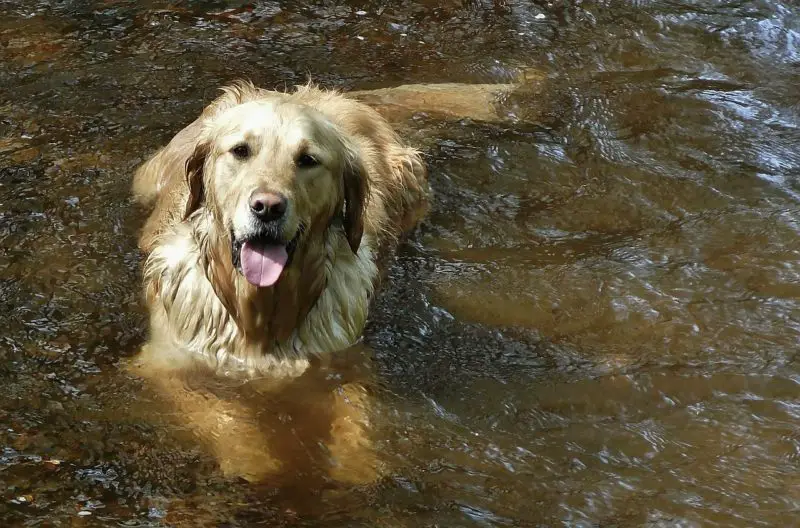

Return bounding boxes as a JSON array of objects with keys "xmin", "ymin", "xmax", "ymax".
[{"xmin": 231, "ymin": 227, "xmax": 302, "ymax": 288}]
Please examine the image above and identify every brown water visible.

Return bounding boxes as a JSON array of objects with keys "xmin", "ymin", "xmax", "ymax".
[{"xmin": 2, "ymin": 1, "xmax": 799, "ymax": 526}]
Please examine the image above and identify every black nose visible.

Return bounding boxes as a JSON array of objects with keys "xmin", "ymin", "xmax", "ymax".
[{"xmin": 249, "ymin": 191, "xmax": 288, "ymax": 222}]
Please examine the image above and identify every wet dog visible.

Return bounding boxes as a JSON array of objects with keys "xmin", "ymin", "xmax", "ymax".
[{"xmin": 130, "ymin": 81, "xmax": 428, "ymax": 483}]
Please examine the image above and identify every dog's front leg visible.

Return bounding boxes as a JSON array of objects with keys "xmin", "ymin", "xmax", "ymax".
[
  {"xmin": 129, "ymin": 345, "xmax": 281, "ymax": 483},
  {"xmin": 325, "ymin": 381, "xmax": 380, "ymax": 485}
]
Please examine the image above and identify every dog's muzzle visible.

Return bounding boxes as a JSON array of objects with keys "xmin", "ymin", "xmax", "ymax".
[{"xmin": 230, "ymin": 221, "xmax": 302, "ymax": 288}]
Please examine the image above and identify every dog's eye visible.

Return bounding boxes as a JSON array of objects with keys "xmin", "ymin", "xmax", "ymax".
[
  {"xmin": 231, "ymin": 144, "xmax": 250, "ymax": 159},
  {"xmin": 296, "ymin": 153, "xmax": 319, "ymax": 168}
]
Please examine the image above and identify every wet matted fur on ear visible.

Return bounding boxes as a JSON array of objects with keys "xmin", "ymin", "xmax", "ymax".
[
  {"xmin": 183, "ymin": 141, "xmax": 210, "ymax": 220},
  {"xmin": 342, "ymin": 145, "xmax": 370, "ymax": 254}
]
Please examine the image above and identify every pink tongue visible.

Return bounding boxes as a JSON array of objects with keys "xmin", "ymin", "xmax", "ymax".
[{"xmin": 240, "ymin": 240, "xmax": 288, "ymax": 287}]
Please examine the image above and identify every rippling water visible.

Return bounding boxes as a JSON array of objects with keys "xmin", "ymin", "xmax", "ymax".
[{"xmin": 1, "ymin": 1, "xmax": 798, "ymax": 525}]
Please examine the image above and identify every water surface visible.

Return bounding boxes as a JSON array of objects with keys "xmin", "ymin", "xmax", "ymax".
[{"xmin": 1, "ymin": 0, "xmax": 799, "ymax": 526}]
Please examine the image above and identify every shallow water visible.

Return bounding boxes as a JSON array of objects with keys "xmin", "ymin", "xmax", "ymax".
[{"xmin": 2, "ymin": 0, "xmax": 799, "ymax": 526}]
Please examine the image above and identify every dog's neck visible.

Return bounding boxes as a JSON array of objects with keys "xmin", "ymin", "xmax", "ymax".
[
  {"xmin": 140, "ymin": 209, "xmax": 378, "ymax": 375},
  {"xmin": 200, "ymin": 223, "xmax": 338, "ymax": 354}
]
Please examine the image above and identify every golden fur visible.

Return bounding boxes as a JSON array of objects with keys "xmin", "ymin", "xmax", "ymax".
[{"xmin": 130, "ymin": 81, "xmax": 428, "ymax": 483}]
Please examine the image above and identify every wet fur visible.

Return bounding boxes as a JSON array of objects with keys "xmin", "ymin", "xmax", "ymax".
[
  {"xmin": 131, "ymin": 81, "xmax": 428, "ymax": 482},
  {"xmin": 134, "ymin": 81, "xmax": 427, "ymax": 375}
]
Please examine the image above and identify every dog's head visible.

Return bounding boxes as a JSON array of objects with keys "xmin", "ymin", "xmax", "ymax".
[{"xmin": 183, "ymin": 100, "xmax": 368, "ymax": 288}]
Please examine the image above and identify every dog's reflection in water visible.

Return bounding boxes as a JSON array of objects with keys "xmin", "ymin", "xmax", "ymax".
[{"xmin": 131, "ymin": 343, "xmax": 379, "ymax": 486}]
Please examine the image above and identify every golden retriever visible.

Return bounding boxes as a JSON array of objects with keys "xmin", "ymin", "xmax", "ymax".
[{"xmin": 130, "ymin": 81, "xmax": 428, "ymax": 483}]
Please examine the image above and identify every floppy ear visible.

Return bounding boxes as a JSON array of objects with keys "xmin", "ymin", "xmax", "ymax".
[
  {"xmin": 183, "ymin": 141, "xmax": 210, "ymax": 220},
  {"xmin": 342, "ymin": 148, "xmax": 369, "ymax": 254}
]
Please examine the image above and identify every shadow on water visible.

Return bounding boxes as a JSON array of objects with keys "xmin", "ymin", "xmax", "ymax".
[{"xmin": 1, "ymin": 0, "xmax": 799, "ymax": 525}]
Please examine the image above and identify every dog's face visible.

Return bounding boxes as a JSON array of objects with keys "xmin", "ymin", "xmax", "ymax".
[{"xmin": 184, "ymin": 100, "xmax": 367, "ymax": 288}]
